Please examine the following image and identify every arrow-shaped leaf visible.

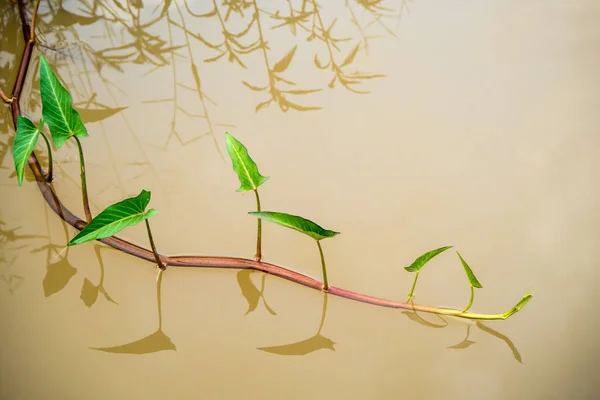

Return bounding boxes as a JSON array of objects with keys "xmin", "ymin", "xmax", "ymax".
[
  {"xmin": 39, "ymin": 54, "xmax": 88, "ymax": 148},
  {"xmin": 272, "ymin": 45, "xmax": 297, "ymax": 73},
  {"xmin": 248, "ymin": 211, "xmax": 339, "ymax": 241},
  {"xmin": 404, "ymin": 245, "xmax": 452, "ymax": 272},
  {"xmin": 456, "ymin": 252, "xmax": 483, "ymax": 288},
  {"xmin": 68, "ymin": 189, "xmax": 157, "ymax": 246},
  {"xmin": 12, "ymin": 116, "xmax": 41, "ymax": 186},
  {"xmin": 225, "ymin": 133, "xmax": 269, "ymax": 192}
]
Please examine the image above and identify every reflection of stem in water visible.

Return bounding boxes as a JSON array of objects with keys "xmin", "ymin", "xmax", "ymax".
[
  {"xmin": 73, "ymin": 135, "xmax": 92, "ymax": 223},
  {"xmin": 317, "ymin": 292, "xmax": 328, "ymax": 335},
  {"xmin": 157, "ymin": 268, "xmax": 164, "ymax": 331}
]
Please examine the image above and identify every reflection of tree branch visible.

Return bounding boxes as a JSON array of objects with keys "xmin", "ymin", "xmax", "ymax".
[
  {"xmin": 248, "ymin": 0, "xmax": 321, "ymax": 112},
  {"xmin": 311, "ymin": 0, "xmax": 385, "ymax": 94},
  {"xmin": 171, "ymin": 1, "xmax": 224, "ymax": 157}
]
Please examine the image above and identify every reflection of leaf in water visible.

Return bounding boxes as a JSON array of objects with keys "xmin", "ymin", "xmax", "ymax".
[
  {"xmin": 448, "ymin": 325, "xmax": 475, "ymax": 349},
  {"xmin": 402, "ymin": 311, "xmax": 447, "ymax": 328},
  {"xmin": 258, "ymin": 334, "xmax": 335, "ymax": 356},
  {"xmin": 477, "ymin": 321, "xmax": 523, "ymax": 363},
  {"xmin": 80, "ymin": 278, "xmax": 99, "ymax": 307},
  {"xmin": 237, "ymin": 269, "xmax": 261, "ymax": 314},
  {"xmin": 236, "ymin": 270, "xmax": 276, "ymax": 315},
  {"xmin": 42, "ymin": 257, "xmax": 77, "ymax": 297},
  {"xmin": 272, "ymin": 45, "xmax": 297, "ymax": 73},
  {"xmin": 90, "ymin": 330, "xmax": 176, "ymax": 354},
  {"xmin": 78, "ymin": 106, "xmax": 128, "ymax": 124},
  {"xmin": 98, "ymin": 286, "xmax": 117, "ymax": 304},
  {"xmin": 448, "ymin": 340, "xmax": 475, "ymax": 350}
]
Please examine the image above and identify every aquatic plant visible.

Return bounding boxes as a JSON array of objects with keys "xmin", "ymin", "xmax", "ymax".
[{"xmin": 3, "ymin": 0, "xmax": 533, "ymax": 356}]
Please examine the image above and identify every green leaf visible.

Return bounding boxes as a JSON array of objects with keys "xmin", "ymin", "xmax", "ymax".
[
  {"xmin": 225, "ymin": 132, "xmax": 269, "ymax": 192},
  {"xmin": 249, "ymin": 211, "xmax": 339, "ymax": 241},
  {"xmin": 404, "ymin": 245, "xmax": 453, "ymax": 273},
  {"xmin": 12, "ymin": 116, "xmax": 41, "ymax": 186},
  {"xmin": 39, "ymin": 54, "xmax": 88, "ymax": 148},
  {"xmin": 68, "ymin": 190, "xmax": 157, "ymax": 246},
  {"xmin": 456, "ymin": 252, "xmax": 483, "ymax": 288}
]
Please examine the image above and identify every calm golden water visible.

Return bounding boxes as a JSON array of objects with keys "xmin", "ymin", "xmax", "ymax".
[{"xmin": 1, "ymin": 1, "xmax": 600, "ymax": 399}]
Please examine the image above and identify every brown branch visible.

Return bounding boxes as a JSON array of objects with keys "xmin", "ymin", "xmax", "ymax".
[{"xmin": 9, "ymin": 0, "xmax": 527, "ymax": 322}]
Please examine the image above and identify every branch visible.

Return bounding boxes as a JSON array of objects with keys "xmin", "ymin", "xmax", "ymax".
[{"xmin": 10, "ymin": 0, "xmax": 530, "ymax": 322}]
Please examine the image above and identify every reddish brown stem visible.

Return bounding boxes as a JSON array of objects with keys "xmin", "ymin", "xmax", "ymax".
[{"xmin": 9, "ymin": 0, "xmax": 524, "ymax": 321}]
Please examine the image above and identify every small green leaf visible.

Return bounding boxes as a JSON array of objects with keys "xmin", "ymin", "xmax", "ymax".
[
  {"xmin": 404, "ymin": 245, "xmax": 452, "ymax": 273},
  {"xmin": 249, "ymin": 211, "xmax": 339, "ymax": 241},
  {"xmin": 225, "ymin": 132, "xmax": 269, "ymax": 192},
  {"xmin": 68, "ymin": 190, "xmax": 157, "ymax": 246},
  {"xmin": 12, "ymin": 116, "xmax": 41, "ymax": 186},
  {"xmin": 456, "ymin": 252, "xmax": 483, "ymax": 288},
  {"xmin": 39, "ymin": 54, "xmax": 88, "ymax": 148}
]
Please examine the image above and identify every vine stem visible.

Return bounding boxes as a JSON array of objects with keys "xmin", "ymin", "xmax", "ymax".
[
  {"xmin": 253, "ymin": 189, "xmax": 262, "ymax": 261},
  {"xmin": 39, "ymin": 131, "xmax": 53, "ymax": 182},
  {"xmin": 73, "ymin": 135, "xmax": 92, "ymax": 223},
  {"xmin": 145, "ymin": 219, "xmax": 165, "ymax": 270},
  {"xmin": 406, "ymin": 271, "xmax": 419, "ymax": 302},
  {"xmin": 316, "ymin": 240, "xmax": 329, "ymax": 291},
  {"xmin": 9, "ymin": 0, "xmax": 531, "ymax": 322}
]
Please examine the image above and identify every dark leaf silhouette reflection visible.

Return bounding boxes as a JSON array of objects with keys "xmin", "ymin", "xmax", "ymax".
[
  {"xmin": 447, "ymin": 325, "xmax": 476, "ymax": 349},
  {"xmin": 258, "ymin": 293, "xmax": 335, "ymax": 356},
  {"xmin": 402, "ymin": 302, "xmax": 523, "ymax": 363},
  {"xmin": 80, "ymin": 245, "xmax": 117, "ymax": 307},
  {"xmin": 42, "ymin": 255, "xmax": 77, "ymax": 297},
  {"xmin": 91, "ymin": 268, "xmax": 176, "ymax": 354},
  {"xmin": 477, "ymin": 321, "xmax": 523, "ymax": 364},
  {"xmin": 237, "ymin": 269, "xmax": 276, "ymax": 315}
]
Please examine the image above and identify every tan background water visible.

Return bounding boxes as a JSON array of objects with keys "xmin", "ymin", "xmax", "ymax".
[{"xmin": 1, "ymin": 1, "xmax": 599, "ymax": 399}]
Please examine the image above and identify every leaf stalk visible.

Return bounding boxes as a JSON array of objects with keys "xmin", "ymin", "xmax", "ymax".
[
  {"xmin": 461, "ymin": 285, "xmax": 475, "ymax": 313},
  {"xmin": 316, "ymin": 240, "xmax": 329, "ymax": 291},
  {"xmin": 253, "ymin": 189, "xmax": 262, "ymax": 261},
  {"xmin": 406, "ymin": 270, "xmax": 420, "ymax": 302},
  {"xmin": 73, "ymin": 135, "xmax": 92, "ymax": 223},
  {"xmin": 39, "ymin": 131, "xmax": 53, "ymax": 182},
  {"xmin": 145, "ymin": 219, "xmax": 165, "ymax": 270}
]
